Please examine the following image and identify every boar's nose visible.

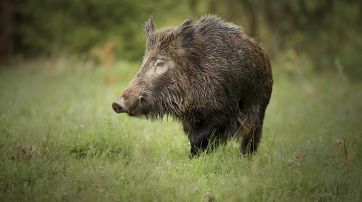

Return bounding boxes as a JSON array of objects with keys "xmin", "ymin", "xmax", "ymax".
[{"xmin": 112, "ymin": 100, "xmax": 127, "ymax": 113}]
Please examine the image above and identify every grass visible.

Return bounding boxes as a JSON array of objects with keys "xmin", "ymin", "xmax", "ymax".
[{"xmin": 0, "ymin": 57, "xmax": 361, "ymax": 201}]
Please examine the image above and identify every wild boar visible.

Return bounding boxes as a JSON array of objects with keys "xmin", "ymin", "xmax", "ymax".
[{"xmin": 112, "ymin": 15, "xmax": 273, "ymax": 157}]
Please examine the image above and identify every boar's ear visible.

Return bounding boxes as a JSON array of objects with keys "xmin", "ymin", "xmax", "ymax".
[
  {"xmin": 176, "ymin": 18, "xmax": 195, "ymax": 57},
  {"xmin": 177, "ymin": 18, "xmax": 193, "ymax": 39},
  {"xmin": 145, "ymin": 16, "xmax": 155, "ymax": 38},
  {"xmin": 176, "ymin": 19, "xmax": 200, "ymax": 65}
]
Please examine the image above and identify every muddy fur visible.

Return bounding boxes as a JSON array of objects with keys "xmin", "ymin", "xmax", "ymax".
[{"xmin": 113, "ymin": 15, "xmax": 273, "ymax": 157}]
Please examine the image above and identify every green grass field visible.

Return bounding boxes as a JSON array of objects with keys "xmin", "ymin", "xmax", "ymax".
[{"xmin": 1, "ymin": 58, "xmax": 361, "ymax": 201}]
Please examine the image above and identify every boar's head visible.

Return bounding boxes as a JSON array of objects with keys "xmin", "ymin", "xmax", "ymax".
[{"xmin": 112, "ymin": 17, "xmax": 196, "ymax": 119}]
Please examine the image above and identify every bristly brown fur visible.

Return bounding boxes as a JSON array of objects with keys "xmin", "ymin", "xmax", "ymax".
[{"xmin": 119, "ymin": 15, "xmax": 273, "ymax": 157}]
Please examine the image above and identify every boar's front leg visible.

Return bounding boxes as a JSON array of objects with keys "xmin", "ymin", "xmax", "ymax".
[
  {"xmin": 188, "ymin": 127, "xmax": 211, "ymax": 157},
  {"xmin": 187, "ymin": 123, "xmax": 224, "ymax": 158}
]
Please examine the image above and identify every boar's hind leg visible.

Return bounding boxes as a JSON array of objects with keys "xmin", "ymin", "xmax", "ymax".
[{"xmin": 240, "ymin": 105, "xmax": 266, "ymax": 156}]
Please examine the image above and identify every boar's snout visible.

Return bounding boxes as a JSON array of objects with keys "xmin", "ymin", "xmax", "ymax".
[
  {"xmin": 112, "ymin": 87, "xmax": 154, "ymax": 117},
  {"xmin": 112, "ymin": 98, "xmax": 127, "ymax": 114}
]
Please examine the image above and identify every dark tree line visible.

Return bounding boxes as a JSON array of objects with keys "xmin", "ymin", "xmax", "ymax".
[
  {"xmin": 1, "ymin": 0, "xmax": 13, "ymax": 61},
  {"xmin": 1, "ymin": 0, "xmax": 361, "ymax": 77}
]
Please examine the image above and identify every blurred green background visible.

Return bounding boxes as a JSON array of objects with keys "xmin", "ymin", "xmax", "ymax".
[{"xmin": 1, "ymin": 0, "xmax": 362, "ymax": 78}]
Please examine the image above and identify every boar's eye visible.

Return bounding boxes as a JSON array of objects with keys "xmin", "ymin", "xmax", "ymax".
[
  {"xmin": 146, "ymin": 58, "xmax": 168, "ymax": 77},
  {"xmin": 155, "ymin": 59, "xmax": 165, "ymax": 67}
]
